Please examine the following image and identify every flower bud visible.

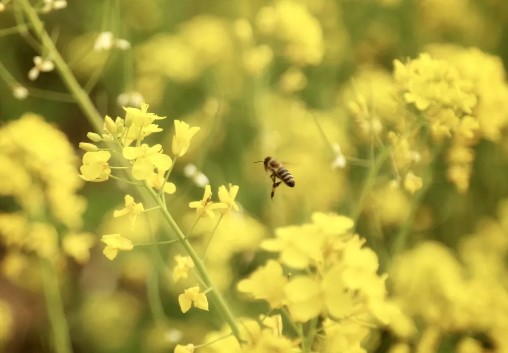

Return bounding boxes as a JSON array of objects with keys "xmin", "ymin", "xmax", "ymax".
[
  {"xmin": 79, "ymin": 142, "xmax": 98, "ymax": 152},
  {"xmin": 87, "ymin": 132, "xmax": 102, "ymax": 142}
]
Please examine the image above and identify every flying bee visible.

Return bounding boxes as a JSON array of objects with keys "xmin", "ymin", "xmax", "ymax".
[{"xmin": 255, "ymin": 156, "xmax": 295, "ymax": 199}]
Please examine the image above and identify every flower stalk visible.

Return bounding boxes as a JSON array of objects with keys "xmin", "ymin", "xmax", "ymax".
[{"xmin": 19, "ymin": 0, "xmax": 243, "ymax": 343}]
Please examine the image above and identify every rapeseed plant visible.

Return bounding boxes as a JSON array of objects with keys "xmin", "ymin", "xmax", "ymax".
[{"xmin": 2, "ymin": 1, "xmax": 508, "ymax": 353}]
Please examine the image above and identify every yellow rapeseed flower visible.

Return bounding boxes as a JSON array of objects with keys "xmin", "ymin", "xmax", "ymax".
[
  {"xmin": 123, "ymin": 144, "xmax": 172, "ymax": 181},
  {"xmin": 403, "ymin": 171, "xmax": 423, "ymax": 194},
  {"xmin": 172, "ymin": 255, "xmax": 194, "ymax": 282},
  {"xmin": 113, "ymin": 194, "xmax": 145, "ymax": 229},
  {"xmin": 101, "ymin": 234, "xmax": 134, "ymax": 260},
  {"xmin": 237, "ymin": 260, "xmax": 288, "ymax": 308},
  {"xmin": 124, "ymin": 102, "xmax": 165, "ymax": 127},
  {"xmin": 178, "ymin": 285, "xmax": 209, "ymax": 313},
  {"xmin": 174, "ymin": 344, "xmax": 195, "ymax": 353},
  {"xmin": 262, "ymin": 225, "xmax": 324, "ymax": 269},
  {"xmin": 218, "ymin": 184, "xmax": 240, "ymax": 214},
  {"xmin": 188, "ymin": 185, "xmax": 227, "ymax": 218},
  {"xmin": 146, "ymin": 170, "xmax": 176, "ymax": 194},
  {"xmin": 79, "ymin": 151, "xmax": 112, "ymax": 182},
  {"xmin": 62, "ymin": 232, "xmax": 96, "ymax": 264},
  {"xmin": 172, "ymin": 120, "xmax": 200, "ymax": 157}
]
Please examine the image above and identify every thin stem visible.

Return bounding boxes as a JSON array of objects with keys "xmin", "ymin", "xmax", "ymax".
[
  {"xmin": 352, "ymin": 145, "xmax": 392, "ymax": 227},
  {"xmin": 40, "ymin": 258, "xmax": 73, "ymax": 353},
  {"xmin": 147, "ymin": 264, "xmax": 168, "ymax": 324},
  {"xmin": 134, "ymin": 239, "xmax": 179, "ymax": 247},
  {"xmin": 108, "ymin": 174, "xmax": 143, "ymax": 186},
  {"xmin": 203, "ymin": 213, "xmax": 225, "ymax": 260},
  {"xmin": 197, "ymin": 333, "xmax": 234, "ymax": 349},
  {"xmin": 27, "ymin": 88, "xmax": 76, "ymax": 102},
  {"xmin": 160, "ymin": 157, "xmax": 177, "ymax": 206},
  {"xmin": 309, "ymin": 111, "xmax": 336, "ymax": 158},
  {"xmin": 0, "ymin": 60, "xmax": 18, "ymax": 85},
  {"xmin": 279, "ymin": 307, "xmax": 299, "ymax": 337},
  {"xmin": 145, "ymin": 187, "xmax": 243, "ymax": 343},
  {"xmin": 17, "ymin": 0, "xmax": 103, "ymax": 132}
]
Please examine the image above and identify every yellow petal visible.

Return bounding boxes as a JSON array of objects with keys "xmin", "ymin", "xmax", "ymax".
[
  {"xmin": 178, "ymin": 293, "xmax": 192, "ymax": 313},
  {"xmin": 103, "ymin": 246, "xmax": 118, "ymax": 260}
]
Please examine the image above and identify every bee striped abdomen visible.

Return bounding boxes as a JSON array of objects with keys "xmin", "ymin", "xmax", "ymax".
[{"xmin": 277, "ymin": 168, "xmax": 295, "ymax": 187}]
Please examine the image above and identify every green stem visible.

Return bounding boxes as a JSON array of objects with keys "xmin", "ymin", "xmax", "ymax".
[
  {"xmin": 352, "ymin": 146, "xmax": 392, "ymax": 226},
  {"xmin": 17, "ymin": 0, "xmax": 103, "ymax": 132},
  {"xmin": 145, "ymin": 187, "xmax": 243, "ymax": 343},
  {"xmin": 40, "ymin": 258, "xmax": 73, "ymax": 353},
  {"xmin": 147, "ymin": 263, "xmax": 168, "ymax": 324},
  {"xmin": 135, "ymin": 239, "xmax": 179, "ymax": 247},
  {"xmin": 203, "ymin": 213, "xmax": 224, "ymax": 260}
]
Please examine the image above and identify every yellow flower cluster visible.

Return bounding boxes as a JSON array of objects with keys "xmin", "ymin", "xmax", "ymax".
[
  {"xmin": 79, "ymin": 103, "xmax": 198, "ymax": 190},
  {"xmin": 0, "ymin": 114, "xmax": 86, "ymax": 228},
  {"xmin": 198, "ymin": 316, "xmax": 295, "ymax": 353},
  {"xmin": 256, "ymin": 1, "xmax": 324, "ymax": 66},
  {"xmin": 390, "ymin": 208, "xmax": 508, "ymax": 352},
  {"xmin": 79, "ymin": 103, "xmax": 201, "ymax": 260},
  {"xmin": 0, "ymin": 115, "xmax": 95, "ymax": 278},
  {"xmin": 343, "ymin": 46, "xmax": 508, "ymax": 195},
  {"xmin": 135, "ymin": 15, "xmax": 232, "ymax": 102},
  {"xmin": 237, "ymin": 212, "xmax": 393, "ymax": 351}
]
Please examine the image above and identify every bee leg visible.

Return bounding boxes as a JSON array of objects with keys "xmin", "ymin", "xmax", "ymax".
[{"xmin": 271, "ymin": 181, "xmax": 282, "ymax": 199}]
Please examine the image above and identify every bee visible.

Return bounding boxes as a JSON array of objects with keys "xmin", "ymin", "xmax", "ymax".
[{"xmin": 255, "ymin": 156, "xmax": 295, "ymax": 199}]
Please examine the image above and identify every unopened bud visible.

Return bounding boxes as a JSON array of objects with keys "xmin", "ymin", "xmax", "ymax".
[
  {"xmin": 79, "ymin": 142, "xmax": 98, "ymax": 152},
  {"xmin": 104, "ymin": 115, "xmax": 117, "ymax": 135},
  {"xmin": 87, "ymin": 132, "xmax": 102, "ymax": 142}
]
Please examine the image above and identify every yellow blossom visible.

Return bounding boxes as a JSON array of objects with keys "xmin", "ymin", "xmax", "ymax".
[
  {"xmin": 242, "ymin": 45, "xmax": 273, "ymax": 76},
  {"xmin": 113, "ymin": 195, "xmax": 145, "ymax": 229},
  {"xmin": 78, "ymin": 142, "xmax": 98, "ymax": 152},
  {"xmin": 123, "ymin": 144, "xmax": 172, "ymax": 181},
  {"xmin": 217, "ymin": 184, "xmax": 240, "ymax": 213},
  {"xmin": 172, "ymin": 255, "xmax": 194, "ymax": 282},
  {"xmin": 79, "ymin": 151, "xmax": 112, "ymax": 182},
  {"xmin": 26, "ymin": 222, "xmax": 59, "ymax": 259},
  {"xmin": 279, "ymin": 67, "xmax": 307, "ymax": 93},
  {"xmin": 101, "ymin": 234, "xmax": 134, "ymax": 260},
  {"xmin": 188, "ymin": 185, "xmax": 227, "ymax": 218},
  {"xmin": 311, "ymin": 212, "xmax": 354, "ymax": 236},
  {"xmin": 174, "ymin": 344, "xmax": 195, "ymax": 353},
  {"xmin": 237, "ymin": 260, "xmax": 288, "ymax": 308},
  {"xmin": 178, "ymin": 285, "xmax": 209, "ymax": 313},
  {"xmin": 124, "ymin": 103, "xmax": 162, "ymax": 125},
  {"xmin": 260, "ymin": 314, "xmax": 283, "ymax": 336},
  {"xmin": 256, "ymin": 1, "xmax": 324, "ymax": 66},
  {"xmin": 62, "ymin": 232, "xmax": 96, "ymax": 264},
  {"xmin": 261, "ymin": 225, "xmax": 324, "ymax": 269},
  {"xmin": 403, "ymin": 171, "xmax": 423, "ymax": 194},
  {"xmin": 146, "ymin": 170, "xmax": 177, "ymax": 194},
  {"xmin": 123, "ymin": 103, "xmax": 165, "ymax": 142},
  {"xmin": 172, "ymin": 120, "xmax": 200, "ymax": 157},
  {"xmin": 284, "ymin": 276, "xmax": 323, "ymax": 322}
]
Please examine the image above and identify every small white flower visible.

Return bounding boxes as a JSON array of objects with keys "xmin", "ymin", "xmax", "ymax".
[
  {"xmin": 12, "ymin": 85, "xmax": 28, "ymax": 100},
  {"xmin": 117, "ymin": 91, "xmax": 144, "ymax": 108},
  {"xmin": 164, "ymin": 328, "xmax": 183, "ymax": 343},
  {"xmin": 331, "ymin": 143, "xmax": 347, "ymax": 169},
  {"xmin": 94, "ymin": 32, "xmax": 131, "ymax": 51},
  {"xmin": 115, "ymin": 39, "xmax": 131, "ymax": 50},
  {"xmin": 41, "ymin": 0, "xmax": 67, "ymax": 13},
  {"xmin": 183, "ymin": 164, "xmax": 210, "ymax": 188},
  {"xmin": 28, "ymin": 56, "xmax": 54, "ymax": 81},
  {"xmin": 94, "ymin": 32, "xmax": 114, "ymax": 51}
]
